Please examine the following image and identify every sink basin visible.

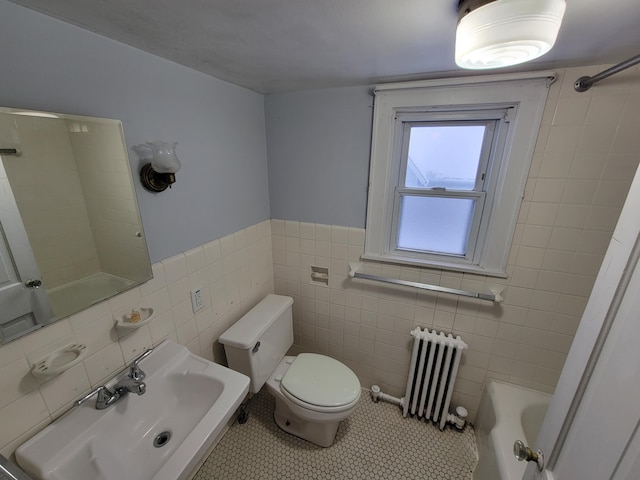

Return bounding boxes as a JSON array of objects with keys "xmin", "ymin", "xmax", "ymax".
[{"xmin": 15, "ymin": 340, "xmax": 249, "ymax": 480}]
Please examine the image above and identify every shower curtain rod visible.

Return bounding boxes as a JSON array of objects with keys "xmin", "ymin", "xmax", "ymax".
[{"xmin": 574, "ymin": 54, "xmax": 640, "ymax": 92}]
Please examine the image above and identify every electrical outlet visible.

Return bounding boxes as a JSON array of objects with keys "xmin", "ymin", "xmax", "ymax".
[{"xmin": 190, "ymin": 288, "xmax": 205, "ymax": 313}]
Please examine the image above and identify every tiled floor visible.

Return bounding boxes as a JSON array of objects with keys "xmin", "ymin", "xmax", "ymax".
[{"xmin": 194, "ymin": 389, "xmax": 478, "ymax": 479}]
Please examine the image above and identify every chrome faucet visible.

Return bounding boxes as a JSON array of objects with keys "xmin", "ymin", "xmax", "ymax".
[{"xmin": 76, "ymin": 348, "xmax": 153, "ymax": 410}]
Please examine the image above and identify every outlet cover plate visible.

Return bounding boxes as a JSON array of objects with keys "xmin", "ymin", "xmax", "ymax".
[{"xmin": 190, "ymin": 288, "xmax": 205, "ymax": 313}]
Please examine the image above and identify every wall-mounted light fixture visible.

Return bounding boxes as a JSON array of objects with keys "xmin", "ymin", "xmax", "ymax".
[
  {"xmin": 139, "ymin": 141, "xmax": 181, "ymax": 192},
  {"xmin": 455, "ymin": 0, "xmax": 566, "ymax": 70}
]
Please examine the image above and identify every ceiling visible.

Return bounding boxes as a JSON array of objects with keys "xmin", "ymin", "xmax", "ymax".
[{"xmin": 8, "ymin": 0, "xmax": 640, "ymax": 93}]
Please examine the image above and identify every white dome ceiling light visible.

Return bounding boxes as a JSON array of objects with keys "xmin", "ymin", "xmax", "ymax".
[{"xmin": 455, "ymin": 0, "xmax": 566, "ymax": 70}]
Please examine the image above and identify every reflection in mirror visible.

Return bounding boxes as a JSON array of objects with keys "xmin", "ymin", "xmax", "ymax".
[{"xmin": 0, "ymin": 108, "xmax": 152, "ymax": 343}]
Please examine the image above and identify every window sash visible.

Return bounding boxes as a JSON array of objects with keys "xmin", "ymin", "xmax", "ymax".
[
  {"xmin": 390, "ymin": 188, "xmax": 487, "ymax": 263},
  {"xmin": 396, "ymin": 118, "xmax": 500, "ymax": 193}
]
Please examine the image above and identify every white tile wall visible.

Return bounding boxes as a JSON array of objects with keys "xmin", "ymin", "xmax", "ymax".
[
  {"xmin": 0, "ymin": 220, "xmax": 273, "ymax": 457},
  {"xmin": 274, "ymin": 65, "xmax": 640, "ymax": 423}
]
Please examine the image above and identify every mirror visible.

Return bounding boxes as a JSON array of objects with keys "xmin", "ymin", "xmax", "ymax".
[{"xmin": 0, "ymin": 108, "xmax": 152, "ymax": 343}]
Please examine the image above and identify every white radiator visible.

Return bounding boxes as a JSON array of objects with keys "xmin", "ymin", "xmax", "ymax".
[{"xmin": 402, "ymin": 327, "xmax": 468, "ymax": 430}]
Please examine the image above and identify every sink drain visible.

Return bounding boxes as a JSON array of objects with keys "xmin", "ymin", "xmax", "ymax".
[{"xmin": 153, "ymin": 431, "xmax": 172, "ymax": 448}]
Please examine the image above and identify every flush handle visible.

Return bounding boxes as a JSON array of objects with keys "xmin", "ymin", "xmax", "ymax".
[
  {"xmin": 24, "ymin": 279, "xmax": 42, "ymax": 289},
  {"xmin": 514, "ymin": 440, "xmax": 544, "ymax": 471},
  {"xmin": 252, "ymin": 341, "xmax": 260, "ymax": 353}
]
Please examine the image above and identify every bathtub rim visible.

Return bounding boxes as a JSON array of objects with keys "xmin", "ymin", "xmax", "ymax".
[{"xmin": 474, "ymin": 380, "xmax": 552, "ymax": 480}]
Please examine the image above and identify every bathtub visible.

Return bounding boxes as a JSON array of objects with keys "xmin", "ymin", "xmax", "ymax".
[
  {"xmin": 473, "ymin": 381, "xmax": 551, "ymax": 480},
  {"xmin": 47, "ymin": 272, "xmax": 134, "ymax": 318}
]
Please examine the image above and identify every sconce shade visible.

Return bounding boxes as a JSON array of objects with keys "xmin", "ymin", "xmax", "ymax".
[
  {"xmin": 140, "ymin": 141, "xmax": 181, "ymax": 192},
  {"xmin": 456, "ymin": 0, "xmax": 566, "ymax": 70},
  {"xmin": 147, "ymin": 141, "xmax": 181, "ymax": 173}
]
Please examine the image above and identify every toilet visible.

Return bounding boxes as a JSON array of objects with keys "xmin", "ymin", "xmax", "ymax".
[{"xmin": 219, "ymin": 294, "xmax": 361, "ymax": 447}]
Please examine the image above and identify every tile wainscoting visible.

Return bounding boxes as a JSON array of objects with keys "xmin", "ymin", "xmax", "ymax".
[{"xmin": 0, "ymin": 220, "xmax": 273, "ymax": 457}]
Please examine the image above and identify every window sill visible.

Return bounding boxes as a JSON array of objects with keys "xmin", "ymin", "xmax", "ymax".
[{"xmin": 360, "ymin": 252, "xmax": 508, "ymax": 278}]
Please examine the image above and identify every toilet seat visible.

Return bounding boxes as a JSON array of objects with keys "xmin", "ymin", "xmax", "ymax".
[{"xmin": 279, "ymin": 353, "xmax": 361, "ymax": 412}]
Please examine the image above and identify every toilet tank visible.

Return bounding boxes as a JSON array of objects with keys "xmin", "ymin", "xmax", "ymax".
[{"xmin": 219, "ymin": 294, "xmax": 294, "ymax": 393}]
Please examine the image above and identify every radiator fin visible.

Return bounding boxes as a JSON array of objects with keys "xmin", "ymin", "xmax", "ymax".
[{"xmin": 402, "ymin": 328, "xmax": 467, "ymax": 430}]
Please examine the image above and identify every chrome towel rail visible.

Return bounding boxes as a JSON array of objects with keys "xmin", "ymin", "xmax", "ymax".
[{"xmin": 348, "ymin": 262, "xmax": 503, "ymax": 303}]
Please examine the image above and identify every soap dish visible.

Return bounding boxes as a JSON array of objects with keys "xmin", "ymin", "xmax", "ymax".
[
  {"xmin": 31, "ymin": 344, "xmax": 88, "ymax": 379},
  {"xmin": 115, "ymin": 307, "xmax": 154, "ymax": 332}
]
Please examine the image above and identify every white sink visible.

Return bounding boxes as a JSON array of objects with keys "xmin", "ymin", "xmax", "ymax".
[{"xmin": 15, "ymin": 340, "xmax": 249, "ymax": 480}]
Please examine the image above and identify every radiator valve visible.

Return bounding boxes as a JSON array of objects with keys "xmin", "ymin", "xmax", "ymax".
[
  {"xmin": 370, "ymin": 385, "xmax": 381, "ymax": 402},
  {"xmin": 447, "ymin": 406, "xmax": 468, "ymax": 430}
]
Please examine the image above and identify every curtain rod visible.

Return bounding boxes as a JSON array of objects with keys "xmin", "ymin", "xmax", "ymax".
[{"xmin": 575, "ymin": 54, "xmax": 640, "ymax": 92}]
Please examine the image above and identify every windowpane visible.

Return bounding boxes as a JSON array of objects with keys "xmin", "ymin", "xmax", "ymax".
[
  {"xmin": 405, "ymin": 125, "xmax": 486, "ymax": 190},
  {"xmin": 397, "ymin": 196, "xmax": 475, "ymax": 255}
]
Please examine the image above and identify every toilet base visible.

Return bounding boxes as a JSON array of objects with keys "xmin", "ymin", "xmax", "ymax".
[{"xmin": 272, "ymin": 395, "xmax": 340, "ymax": 448}]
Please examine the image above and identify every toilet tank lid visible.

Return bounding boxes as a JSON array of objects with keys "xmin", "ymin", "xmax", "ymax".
[{"xmin": 219, "ymin": 294, "xmax": 293, "ymax": 349}]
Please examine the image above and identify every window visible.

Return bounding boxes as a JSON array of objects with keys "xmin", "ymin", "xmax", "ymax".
[{"xmin": 364, "ymin": 73, "xmax": 554, "ymax": 276}]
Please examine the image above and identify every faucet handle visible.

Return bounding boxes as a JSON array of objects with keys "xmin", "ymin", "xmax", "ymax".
[
  {"xmin": 129, "ymin": 348, "xmax": 153, "ymax": 381},
  {"xmin": 75, "ymin": 385, "xmax": 109, "ymax": 407}
]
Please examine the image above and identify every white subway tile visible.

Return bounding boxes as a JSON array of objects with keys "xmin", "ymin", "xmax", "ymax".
[
  {"xmin": 203, "ymin": 239, "xmax": 222, "ymax": 264},
  {"xmin": 492, "ymin": 339, "xmax": 518, "ymax": 359},
  {"xmin": 315, "ymin": 224, "xmax": 331, "ymax": 242},
  {"xmin": 270, "ymin": 219, "xmax": 285, "ymax": 236},
  {"xmin": 233, "ymin": 230, "xmax": 247, "ymax": 250},
  {"xmin": 578, "ymin": 229, "xmax": 614, "ymax": 255},
  {"xmin": 284, "ymin": 220, "xmax": 300, "ymax": 238},
  {"xmin": 551, "ymin": 96, "xmax": 590, "ymax": 126},
  {"xmin": 544, "ymin": 125, "xmax": 582, "ymax": 154},
  {"xmin": 74, "ymin": 315, "xmax": 117, "ymax": 356},
  {"xmin": 185, "ymin": 246, "xmax": 206, "ymax": 274},
  {"xmin": 39, "ymin": 363, "xmax": 90, "ymax": 414},
  {"xmin": 577, "ymin": 124, "xmax": 616, "ymax": 154},
  {"xmin": 561, "ymin": 179, "xmax": 598, "ymax": 205},
  {"xmin": 0, "ymin": 341, "xmax": 24, "ymax": 370},
  {"xmin": 299, "ymin": 222, "xmax": 315, "ymax": 239},
  {"xmin": 119, "ymin": 327, "xmax": 153, "ymax": 364},
  {"xmin": 148, "ymin": 311, "xmax": 176, "ymax": 344},
  {"xmin": 569, "ymin": 153, "xmax": 605, "ymax": 180},
  {"xmin": 331, "ymin": 225, "xmax": 348, "ymax": 244},
  {"xmin": 0, "ymin": 390, "xmax": 49, "ymax": 450},
  {"xmin": 220, "ymin": 234, "xmax": 236, "ymax": 256},
  {"xmin": 83, "ymin": 343, "xmax": 125, "ymax": 386},
  {"xmin": 19, "ymin": 320, "xmax": 73, "ymax": 356},
  {"xmin": 593, "ymin": 180, "xmax": 633, "ymax": 207},
  {"xmin": 167, "ymin": 276, "xmax": 190, "ymax": 305},
  {"xmin": 532, "ymin": 178, "xmax": 566, "ymax": 203},
  {"xmin": 161, "ymin": 254, "xmax": 188, "ymax": 284},
  {"xmin": 0, "ymin": 358, "xmax": 38, "ymax": 409},
  {"xmin": 527, "ymin": 203, "xmax": 559, "ymax": 226},
  {"xmin": 177, "ymin": 318, "xmax": 198, "ymax": 345}
]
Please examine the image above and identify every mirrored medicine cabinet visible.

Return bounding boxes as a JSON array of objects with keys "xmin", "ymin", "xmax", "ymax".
[{"xmin": 0, "ymin": 107, "xmax": 153, "ymax": 344}]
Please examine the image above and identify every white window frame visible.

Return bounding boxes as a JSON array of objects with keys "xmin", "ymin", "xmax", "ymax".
[{"xmin": 363, "ymin": 72, "xmax": 555, "ymax": 277}]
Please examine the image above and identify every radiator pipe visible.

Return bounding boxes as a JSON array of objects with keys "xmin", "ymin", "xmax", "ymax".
[
  {"xmin": 371, "ymin": 385, "xmax": 468, "ymax": 430},
  {"xmin": 370, "ymin": 385, "xmax": 404, "ymax": 407}
]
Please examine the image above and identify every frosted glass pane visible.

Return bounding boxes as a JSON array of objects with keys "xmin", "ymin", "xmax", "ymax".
[
  {"xmin": 405, "ymin": 125, "xmax": 485, "ymax": 190},
  {"xmin": 397, "ymin": 196, "xmax": 475, "ymax": 255}
]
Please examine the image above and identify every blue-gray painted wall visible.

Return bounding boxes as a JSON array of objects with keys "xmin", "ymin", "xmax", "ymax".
[
  {"xmin": 265, "ymin": 86, "xmax": 374, "ymax": 228},
  {"xmin": 0, "ymin": 1, "xmax": 270, "ymax": 263}
]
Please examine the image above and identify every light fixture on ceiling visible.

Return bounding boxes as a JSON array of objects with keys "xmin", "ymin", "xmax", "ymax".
[
  {"xmin": 140, "ymin": 141, "xmax": 181, "ymax": 192},
  {"xmin": 455, "ymin": 0, "xmax": 566, "ymax": 70}
]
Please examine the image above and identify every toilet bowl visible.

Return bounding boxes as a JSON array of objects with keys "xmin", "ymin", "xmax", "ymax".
[
  {"xmin": 219, "ymin": 294, "xmax": 361, "ymax": 447},
  {"xmin": 266, "ymin": 354, "xmax": 361, "ymax": 447}
]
